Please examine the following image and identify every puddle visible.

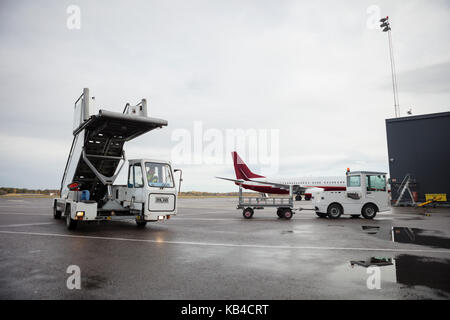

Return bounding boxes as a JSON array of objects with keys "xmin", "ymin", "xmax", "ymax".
[
  {"xmin": 350, "ymin": 256, "xmax": 392, "ymax": 267},
  {"xmin": 82, "ymin": 275, "xmax": 108, "ymax": 290},
  {"xmin": 281, "ymin": 225, "xmax": 314, "ymax": 235},
  {"xmin": 362, "ymin": 226, "xmax": 380, "ymax": 235},
  {"xmin": 280, "ymin": 230, "xmax": 313, "ymax": 235},
  {"xmin": 392, "ymin": 227, "xmax": 450, "ymax": 249},
  {"xmin": 394, "ymin": 255, "xmax": 450, "ymax": 294},
  {"xmin": 332, "ymin": 255, "xmax": 450, "ymax": 297},
  {"xmin": 329, "ymin": 257, "xmax": 397, "ymax": 293},
  {"xmin": 396, "ymin": 217, "xmax": 425, "ymax": 221}
]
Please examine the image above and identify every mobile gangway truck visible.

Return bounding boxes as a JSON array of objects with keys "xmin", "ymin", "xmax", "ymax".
[{"xmin": 53, "ymin": 88, "xmax": 181, "ymax": 230}]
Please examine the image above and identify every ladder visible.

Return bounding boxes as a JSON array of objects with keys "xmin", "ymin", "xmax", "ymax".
[
  {"xmin": 60, "ymin": 88, "xmax": 168, "ymax": 203},
  {"xmin": 394, "ymin": 174, "xmax": 416, "ymax": 206}
]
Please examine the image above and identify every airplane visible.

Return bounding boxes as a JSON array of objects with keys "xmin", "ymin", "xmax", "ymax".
[{"xmin": 216, "ymin": 151, "xmax": 347, "ymax": 200}]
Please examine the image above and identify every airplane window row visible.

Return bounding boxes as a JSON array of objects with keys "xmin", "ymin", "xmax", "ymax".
[{"xmin": 287, "ymin": 180, "xmax": 345, "ymax": 185}]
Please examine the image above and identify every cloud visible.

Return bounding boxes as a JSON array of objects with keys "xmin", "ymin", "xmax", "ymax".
[
  {"xmin": 0, "ymin": 0, "xmax": 449, "ymax": 190},
  {"xmin": 396, "ymin": 61, "xmax": 450, "ymax": 94},
  {"xmin": 0, "ymin": 134, "xmax": 69, "ymax": 188}
]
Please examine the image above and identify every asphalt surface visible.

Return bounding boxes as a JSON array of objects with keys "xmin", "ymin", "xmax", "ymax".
[{"xmin": 0, "ymin": 197, "xmax": 449, "ymax": 299}]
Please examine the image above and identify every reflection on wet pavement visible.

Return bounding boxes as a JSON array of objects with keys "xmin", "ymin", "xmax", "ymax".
[
  {"xmin": 392, "ymin": 227, "xmax": 450, "ymax": 249},
  {"xmin": 362, "ymin": 226, "xmax": 380, "ymax": 235},
  {"xmin": 395, "ymin": 255, "xmax": 450, "ymax": 295},
  {"xmin": 347, "ymin": 255, "xmax": 450, "ymax": 297},
  {"xmin": 351, "ymin": 257, "xmax": 392, "ymax": 267},
  {"xmin": 82, "ymin": 274, "xmax": 109, "ymax": 290}
]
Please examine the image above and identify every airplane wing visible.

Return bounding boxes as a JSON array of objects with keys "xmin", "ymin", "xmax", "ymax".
[
  {"xmin": 246, "ymin": 179, "xmax": 326, "ymax": 193},
  {"xmin": 216, "ymin": 176, "xmax": 325, "ymax": 194},
  {"xmin": 246, "ymin": 178, "xmax": 306, "ymax": 191},
  {"xmin": 215, "ymin": 176, "xmax": 245, "ymax": 184}
]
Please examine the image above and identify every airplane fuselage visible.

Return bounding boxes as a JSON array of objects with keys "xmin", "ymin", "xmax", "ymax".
[{"xmin": 236, "ymin": 176, "xmax": 347, "ymax": 194}]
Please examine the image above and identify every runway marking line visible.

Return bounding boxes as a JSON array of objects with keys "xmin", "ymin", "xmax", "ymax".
[
  {"xmin": 0, "ymin": 222, "xmax": 55, "ymax": 228},
  {"xmin": 0, "ymin": 212, "xmax": 49, "ymax": 216},
  {"xmin": 0, "ymin": 230, "xmax": 449, "ymax": 254},
  {"xmin": 172, "ymin": 217, "xmax": 315, "ymax": 221}
]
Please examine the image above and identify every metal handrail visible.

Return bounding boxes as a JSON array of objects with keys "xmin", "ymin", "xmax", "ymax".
[
  {"xmin": 240, "ymin": 197, "xmax": 292, "ymax": 205},
  {"xmin": 122, "ymin": 103, "xmax": 130, "ymax": 114},
  {"xmin": 74, "ymin": 92, "xmax": 84, "ymax": 108},
  {"xmin": 60, "ymin": 135, "xmax": 78, "ymax": 194}
]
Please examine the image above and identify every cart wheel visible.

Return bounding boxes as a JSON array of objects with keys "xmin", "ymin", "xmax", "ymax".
[
  {"xmin": 327, "ymin": 204, "xmax": 342, "ymax": 219},
  {"xmin": 276, "ymin": 208, "xmax": 283, "ymax": 218},
  {"xmin": 315, "ymin": 212, "xmax": 327, "ymax": 218},
  {"xmin": 283, "ymin": 209, "xmax": 293, "ymax": 220},
  {"xmin": 136, "ymin": 220, "xmax": 147, "ymax": 227},
  {"xmin": 361, "ymin": 204, "xmax": 377, "ymax": 219},
  {"xmin": 66, "ymin": 214, "xmax": 78, "ymax": 230},
  {"xmin": 53, "ymin": 206, "xmax": 62, "ymax": 220},
  {"xmin": 243, "ymin": 208, "xmax": 254, "ymax": 219}
]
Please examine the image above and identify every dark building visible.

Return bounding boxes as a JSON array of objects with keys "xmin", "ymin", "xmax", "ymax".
[{"xmin": 385, "ymin": 111, "xmax": 450, "ymax": 204}]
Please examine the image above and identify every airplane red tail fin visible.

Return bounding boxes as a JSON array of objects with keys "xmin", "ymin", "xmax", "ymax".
[{"xmin": 232, "ymin": 151, "xmax": 265, "ymax": 181}]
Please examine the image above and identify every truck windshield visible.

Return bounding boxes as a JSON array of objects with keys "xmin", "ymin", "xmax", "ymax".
[
  {"xmin": 145, "ymin": 162, "xmax": 174, "ymax": 188},
  {"xmin": 366, "ymin": 175, "xmax": 386, "ymax": 191}
]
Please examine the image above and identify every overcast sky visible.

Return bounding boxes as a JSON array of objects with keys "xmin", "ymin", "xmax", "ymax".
[{"xmin": 0, "ymin": 0, "xmax": 449, "ymax": 192}]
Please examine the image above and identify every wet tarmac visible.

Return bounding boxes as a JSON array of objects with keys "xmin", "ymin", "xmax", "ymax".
[
  {"xmin": 392, "ymin": 227, "xmax": 450, "ymax": 249},
  {"xmin": 0, "ymin": 197, "xmax": 449, "ymax": 299}
]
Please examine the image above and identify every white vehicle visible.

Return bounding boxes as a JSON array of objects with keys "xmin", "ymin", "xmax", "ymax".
[
  {"xmin": 53, "ymin": 88, "xmax": 181, "ymax": 230},
  {"xmin": 313, "ymin": 171, "xmax": 390, "ymax": 219}
]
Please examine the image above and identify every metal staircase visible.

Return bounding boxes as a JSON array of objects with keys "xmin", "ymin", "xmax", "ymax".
[
  {"xmin": 60, "ymin": 88, "xmax": 168, "ymax": 204},
  {"xmin": 394, "ymin": 174, "xmax": 416, "ymax": 206}
]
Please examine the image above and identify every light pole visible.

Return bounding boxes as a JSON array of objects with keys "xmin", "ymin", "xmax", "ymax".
[{"xmin": 380, "ymin": 16, "xmax": 400, "ymax": 118}]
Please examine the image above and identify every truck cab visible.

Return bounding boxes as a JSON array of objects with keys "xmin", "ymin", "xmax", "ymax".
[
  {"xmin": 118, "ymin": 159, "xmax": 178, "ymax": 223},
  {"xmin": 313, "ymin": 171, "xmax": 390, "ymax": 219}
]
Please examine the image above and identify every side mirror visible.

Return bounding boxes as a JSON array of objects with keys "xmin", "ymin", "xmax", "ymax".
[{"xmin": 174, "ymin": 169, "xmax": 183, "ymax": 195}]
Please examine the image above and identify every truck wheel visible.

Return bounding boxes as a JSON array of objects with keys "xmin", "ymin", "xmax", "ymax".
[
  {"xmin": 53, "ymin": 206, "xmax": 62, "ymax": 220},
  {"xmin": 295, "ymin": 195, "xmax": 302, "ymax": 201},
  {"xmin": 243, "ymin": 208, "xmax": 254, "ymax": 219},
  {"xmin": 327, "ymin": 204, "xmax": 342, "ymax": 219},
  {"xmin": 283, "ymin": 209, "xmax": 293, "ymax": 220},
  {"xmin": 362, "ymin": 204, "xmax": 377, "ymax": 219},
  {"xmin": 66, "ymin": 214, "xmax": 78, "ymax": 230},
  {"xmin": 276, "ymin": 208, "xmax": 283, "ymax": 218},
  {"xmin": 316, "ymin": 212, "xmax": 327, "ymax": 218},
  {"xmin": 136, "ymin": 220, "xmax": 147, "ymax": 227}
]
